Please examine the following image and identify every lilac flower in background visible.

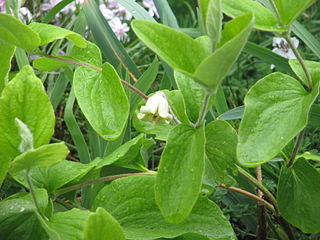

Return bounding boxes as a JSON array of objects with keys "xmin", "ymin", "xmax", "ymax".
[
  {"xmin": 109, "ymin": 17, "xmax": 130, "ymax": 41},
  {"xmin": 271, "ymin": 37, "xmax": 299, "ymax": 69},
  {"xmin": 100, "ymin": 4, "xmax": 115, "ymax": 20},
  {"xmin": 0, "ymin": 0, "xmax": 5, "ymax": 13},
  {"xmin": 141, "ymin": 0, "xmax": 159, "ymax": 18},
  {"xmin": 19, "ymin": 7, "xmax": 33, "ymax": 23}
]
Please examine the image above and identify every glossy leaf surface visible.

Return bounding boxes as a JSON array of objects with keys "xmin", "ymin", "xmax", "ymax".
[
  {"xmin": 155, "ymin": 124, "xmax": 205, "ymax": 223},
  {"xmin": 278, "ymin": 159, "xmax": 320, "ymax": 233},
  {"xmin": 238, "ymin": 72, "xmax": 319, "ymax": 167},
  {"xmin": 74, "ymin": 63, "xmax": 129, "ymax": 140},
  {"xmin": 93, "ymin": 175, "xmax": 236, "ymax": 240}
]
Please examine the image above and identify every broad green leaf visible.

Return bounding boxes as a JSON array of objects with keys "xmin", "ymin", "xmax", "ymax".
[
  {"xmin": 0, "ymin": 41, "xmax": 15, "ymax": 93},
  {"xmin": 84, "ymin": 207, "xmax": 125, "ymax": 240},
  {"xmin": 194, "ymin": 13, "xmax": 254, "ymax": 90},
  {"xmin": 28, "ymin": 22, "xmax": 87, "ymax": 48},
  {"xmin": 33, "ymin": 56, "xmax": 73, "ymax": 71},
  {"xmin": 278, "ymin": 159, "xmax": 320, "ymax": 233},
  {"xmin": 163, "ymin": 90, "xmax": 190, "ymax": 124},
  {"xmin": 205, "ymin": 120, "xmax": 238, "ymax": 186},
  {"xmin": 12, "ymin": 160, "xmax": 95, "ymax": 193},
  {"xmin": 0, "ymin": 13, "xmax": 40, "ymax": 51},
  {"xmin": 93, "ymin": 175, "xmax": 236, "ymax": 240},
  {"xmin": 155, "ymin": 124, "xmax": 205, "ymax": 223},
  {"xmin": 0, "ymin": 190, "xmax": 48, "ymax": 240},
  {"xmin": 221, "ymin": 0, "xmax": 285, "ymax": 32},
  {"xmin": 175, "ymin": 71, "xmax": 214, "ymax": 123},
  {"xmin": 238, "ymin": 72, "xmax": 320, "ymax": 167},
  {"xmin": 0, "ymin": 66, "xmax": 55, "ymax": 185},
  {"xmin": 131, "ymin": 19, "xmax": 209, "ymax": 74},
  {"xmin": 93, "ymin": 134, "xmax": 153, "ymax": 170},
  {"xmin": 48, "ymin": 208, "xmax": 91, "ymax": 240},
  {"xmin": 74, "ymin": 63, "xmax": 129, "ymax": 140},
  {"xmin": 200, "ymin": 0, "xmax": 222, "ymax": 48},
  {"xmin": 274, "ymin": 0, "xmax": 317, "ymax": 26},
  {"xmin": 9, "ymin": 142, "xmax": 69, "ymax": 173}
]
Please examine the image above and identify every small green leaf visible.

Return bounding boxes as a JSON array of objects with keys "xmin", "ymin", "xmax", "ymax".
[
  {"xmin": 221, "ymin": 0, "xmax": 284, "ymax": 32},
  {"xmin": 205, "ymin": 120, "xmax": 238, "ymax": 187},
  {"xmin": 0, "ymin": 13, "xmax": 40, "ymax": 50},
  {"xmin": 289, "ymin": 60, "xmax": 320, "ymax": 86},
  {"xmin": 74, "ymin": 63, "xmax": 129, "ymax": 140},
  {"xmin": 174, "ymin": 71, "xmax": 214, "ymax": 123},
  {"xmin": 93, "ymin": 175, "xmax": 236, "ymax": 240},
  {"xmin": 15, "ymin": 118, "xmax": 34, "ymax": 153},
  {"xmin": 238, "ymin": 72, "xmax": 319, "ymax": 167},
  {"xmin": 93, "ymin": 134, "xmax": 153, "ymax": 171},
  {"xmin": 33, "ymin": 56, "xmax": 73, "ymax": 71},
  {"xmin": 200, "ymin": 0, "xmax": 222, "ymax": 48},
  {"xmin": 131, "ymin": 19, "xmax": 209, "ymax": 74},
  {"xmin": 84, "ymin": 207, "xmax": 125, "ymax": 240},
  {"xmin": 278, "ymin": 159, "xmax": 320, "ymax": 233},
  {"xmin": 0, "ymin": 41, "xmax": 15, "ymax": 93},
  {"xmin": 9, "ymin": 142, "xmax": 69, "ymax": 173},
  {"xmin": 155, "ymin": 124, "xmax": 205, "ymax": 223},
  {"xmin": 296, "ymin": 152, "xmax": 320, "ymax": 162},
  {"xmin": 28, "ymin": 22, "xmax": 87, "ymax": 48},
  {"xmin": 163, "ymin": 90, "xmax": 190, "ymax": 124},
  {"xmin": 274, "ymin": 0, "xmax": 317, "ymax": 26},
  {"xmin": 48, "ymin": 208, "xmax": 91, "ymax": 240},
  {"xmin": 0, "ymin": 66, "xmax": 55, "ymax": 185},
  {"xmin": 194, "ymin": 13, "xmax": 254, "ymax": 90}
]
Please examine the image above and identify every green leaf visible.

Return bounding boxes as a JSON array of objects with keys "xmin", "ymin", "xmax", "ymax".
[
  {"xmin": 48, "ymin": 208, "xmax": 91, "ymax": 240},
  {"xmin": 12, "ymin": 160, "xmax": 95, "ymax": 193},
  {"xmin": 114, "ymin": 0, "xmax": 155, "ymax": 22},
  {"xmin": 174, "ymin": 71, "xmax": 214, "ymax": 123},
  {"xmin": 28, "ymin": 22, "xmax": 87, "ymax": 48},
  {"xmin": 200, "ymin": 0, "xmax": 222, "ymax": 48},
  {"xmin": 131, "ymin": 19, "xmax": 209, "ymax": 74},
  {"xmin": 0, "ymin": 66, "xmax": 55, "ymax": 185},
  {"xmin": 93, "ymin": 134, "xmax": 152, "ymax": 170},
  {"xmin": 289, "ymin": 60, "xmax": 320, "ymax": 86},
  {"xmin": 0, "ymin": 190, "xmax": 48, "ymax": 240},
  {"xmin": 84, "ymin": 207, "xmax": 125, "ymax": 240},
  {"xmin": 238, "ymin": 72, "xmax": 319, "ymax": 167},
  {"xmin": 296, "ymin": 152, "xmax": 320, "ymax": 162},
  {"xmin": 33, "ymin": 41, "xmax": 102, "ymax": 71},
  {"xmin": 194, "ymin": 13, "xmax": 254, "ymax": 90},
  {"xmin": 205, "ymin": 120, "xmax": 238, "ymax": 187},
  {"xmin": 9, "ymin": 142, "xmax": 69, "ymax": 173},
  {"xmin": 155, "ymin": 124, "xmax": 205, "ymax": 223},
  {"xmin": 163, "ymin": 90, "xmax": 190, "ymax": 124},
  {"xmin": 274, "ymin": 0, "xmax": 317, "ymax": 26},
  {"xmin": 93, "ymin": 175, "xmax": 236, "ymax": 240},
  {"xmin": 74, "ymin": 63, "xmax": 129, "ymax": 140},
  {"xmin": 0, "ymin": 13, "xmax": 40, "ymax": 51},
  {"xmin": 277, "ymin": 159, "xmax": 320, "ymax": 233},
  {"xmin": 221, "ymin": 0, "xmax": 284, "ymax": 32},
  {"xmin": 0, "ymin": 41, "xmax": 15, "ymax": 93}
]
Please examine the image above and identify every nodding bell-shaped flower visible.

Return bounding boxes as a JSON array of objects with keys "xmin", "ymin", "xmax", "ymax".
[{"xmin": 137, "ymin": 91, "xmax": 173, "ymax": 124}]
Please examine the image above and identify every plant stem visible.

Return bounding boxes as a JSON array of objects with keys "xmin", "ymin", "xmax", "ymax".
[
  {"xmin": 284, "ymin": 35, "xmax": 313, "ymax": 91},
  {"xmin": 256, "ymin": 166, "xmax": 267, "ymax": 240},
  {"xmin": 287, "ymin": 130, "xmax": 305, "ymax": 168},
  {"xmin": 219, "ymin": 184, "xmax": 275, "ymax": 213},
  {"xmin": 55, "ymin": 172, "xmax": 156, "ymax": 196},
  {"xmin": 237, "ymin": 166, "xmax": 278, "ymax": 213},
  {"xmin": 25, "ymin": 169, "xmax": 46, "ymax": 220},
  {"xmin": 195, "ymin": 92, "xmax": 212, "ymax": 128},
  {"xmin": 45, "ymin": 55, "xmax": 148, "ymax": 100}
]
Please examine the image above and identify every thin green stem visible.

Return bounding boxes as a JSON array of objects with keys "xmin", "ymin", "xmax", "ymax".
[
  {"xmin": 284, "ymin": 35, "xmax": 313, "ymax": 91},
  {"xmin": 195, "ymin": 92, "xmax": 212, "ymax": 128},
  {"xmin": 237, "ymin": 166, "xmax": 279, "ymax": 213},
  {"xmin": 45, "ymin": 55, "xmax": 149, "ymax": 100},
  {"xmin": 287, "ymin": 130, "xmax": 305, "ymax": 168},
  {"xmin": 26, "ymin": 169, "xmax": 46, "ymax": 220},
  {"xmin": 55, "ymin": 172, "xmax": 156, "ymax": 196}
]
